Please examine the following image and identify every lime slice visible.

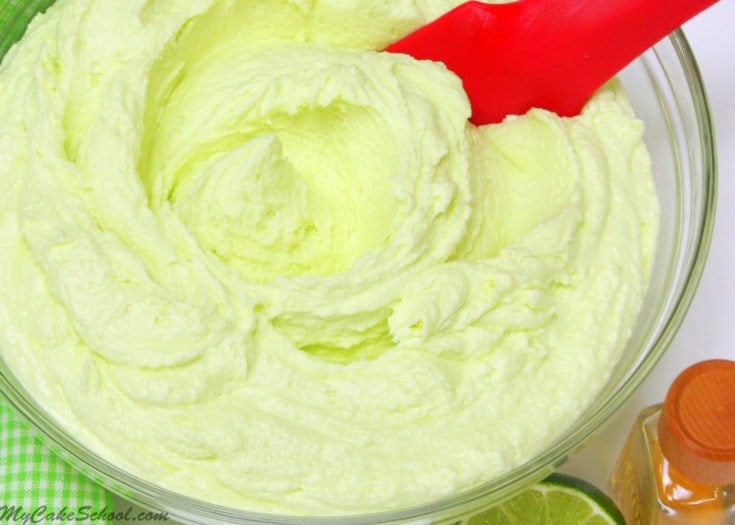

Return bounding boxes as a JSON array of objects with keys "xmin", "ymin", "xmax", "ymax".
[{"xmin": 467, "ymin": 473, "xmax": 626, "ymax": 525}]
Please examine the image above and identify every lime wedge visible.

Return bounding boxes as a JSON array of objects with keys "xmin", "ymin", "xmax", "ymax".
[{"xmin": 467, "ymin": 473, "xmax": 626, "ymax": 525}]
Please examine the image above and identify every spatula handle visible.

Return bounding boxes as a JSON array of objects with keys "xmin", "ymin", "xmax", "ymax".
[
  {"xmin": 535, "ymin": 0, "xmax": 719, "ymax": 115},
  {"xmin": 386, "ymin": 0, "xmax": 718, "ymax": 123}
]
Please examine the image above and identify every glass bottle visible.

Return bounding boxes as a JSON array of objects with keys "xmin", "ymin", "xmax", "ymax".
[{"xmin": 610, "ymin": 359, "xmax": 735, "ymax": 524}]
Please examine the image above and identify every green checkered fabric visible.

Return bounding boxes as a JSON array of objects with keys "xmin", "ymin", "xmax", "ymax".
[
  {"xmin": 0, "ymin": 397, "xmax": 113, "ymax": 522},
  {"xmin": 0, "ymin": 0, "xmax": 56, "ymax": 59}
]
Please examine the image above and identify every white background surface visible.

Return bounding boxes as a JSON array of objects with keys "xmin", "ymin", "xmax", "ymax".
[
  {"xmin": 563, "ymin": 0, "xmax": 735, "ymax": 489},
  {"xmin": 110, "ymin": 2, "xmax": 735, "ymax": 520}
]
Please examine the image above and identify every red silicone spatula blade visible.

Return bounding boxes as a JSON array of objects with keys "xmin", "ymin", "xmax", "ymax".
[{"xmin": 386, "ymin": 0, "xmax": 718, "ymax": 125}]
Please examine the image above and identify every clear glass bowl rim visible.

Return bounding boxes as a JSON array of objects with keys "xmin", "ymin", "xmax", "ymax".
[{"xmin": 0, "ymin": 20, "xmax": 717, "ymax": 525}]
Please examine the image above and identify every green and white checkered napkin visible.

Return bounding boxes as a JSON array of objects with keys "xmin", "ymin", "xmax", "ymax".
[
  {"xmin": 0, "ymin": 0, "xmax": 56, "ymax": 58},
  {"xmin": 0, "ymin": 396, "xmax": 113, "ymax": 523}
]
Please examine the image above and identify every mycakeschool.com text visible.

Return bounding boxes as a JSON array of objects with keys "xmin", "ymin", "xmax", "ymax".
[{"xmin": 0, "ymin": 505, "xmax": 170, "ymax": 524}]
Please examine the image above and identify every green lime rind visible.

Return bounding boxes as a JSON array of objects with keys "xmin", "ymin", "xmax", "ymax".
[{"xmin": 467, "ymin": 472, "xmax": 626, "ymax": 525}]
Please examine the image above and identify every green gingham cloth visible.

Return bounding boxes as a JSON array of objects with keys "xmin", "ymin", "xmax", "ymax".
[
  {"xmin": 0, "ymin": 396, "xmax": 113, "ymax": 523},
  {"xmin": 0, "ymin": 0, "xmax": 56, "ymax": 58}
]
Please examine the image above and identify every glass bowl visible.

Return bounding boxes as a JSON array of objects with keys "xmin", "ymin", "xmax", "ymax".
[{"xmin": 0, "ymin": 2, "xmax": 716, "ymax": 524}]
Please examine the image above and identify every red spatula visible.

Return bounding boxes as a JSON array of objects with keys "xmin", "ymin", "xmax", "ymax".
[{"xmin": 386, "ymin": 0, "xmax": 718, "ymax": 125}]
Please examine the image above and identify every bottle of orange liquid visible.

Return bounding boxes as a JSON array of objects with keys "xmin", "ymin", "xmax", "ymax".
[{"xmin": 610, "ymin": 359, "xmax": 735, "ymax": 524}]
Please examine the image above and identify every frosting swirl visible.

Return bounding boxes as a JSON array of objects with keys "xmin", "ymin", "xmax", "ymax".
[{"xmin": 0, "ymin": 0, "xmax": 660, "ymax": 514}]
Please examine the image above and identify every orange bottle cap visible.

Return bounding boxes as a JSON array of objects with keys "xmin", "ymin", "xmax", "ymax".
[{"xmin": 658, "ymin": 359, "xmax": 735, "ymax": 485}]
